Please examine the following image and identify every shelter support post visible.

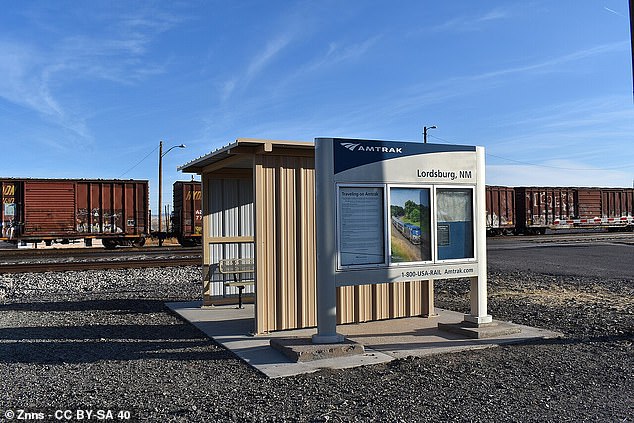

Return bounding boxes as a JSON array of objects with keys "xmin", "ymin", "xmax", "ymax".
[{"xmin": 464, "ymin": 147, "xmax": 492, "ymax": 325}]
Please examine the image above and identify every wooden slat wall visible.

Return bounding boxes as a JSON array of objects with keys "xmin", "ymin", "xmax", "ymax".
[
  {"xmin": 254, "ymin": 153, "xmax": 318, "ymax": 333},
  {"xmin": 255, "ymin": 154, "xmax": 280, "ymax": 333}
]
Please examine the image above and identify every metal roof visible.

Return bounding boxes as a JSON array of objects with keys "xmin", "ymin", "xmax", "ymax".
[{"xmin": 178, "ymin": 138, "xmax": 314, "ymax": 174}]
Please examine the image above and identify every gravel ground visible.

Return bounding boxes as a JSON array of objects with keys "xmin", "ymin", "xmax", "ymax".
[{"xmin": 0, "ymin": 264, "xmax": 632, "ymax": 422}]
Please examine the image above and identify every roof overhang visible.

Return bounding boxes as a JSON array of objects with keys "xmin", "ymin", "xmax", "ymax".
[{"xmin": 178, "ymin": 138, "xmax": 314, "ymax": 174}]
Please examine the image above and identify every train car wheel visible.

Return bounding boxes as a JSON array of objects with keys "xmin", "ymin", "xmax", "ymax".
[
  {"xmin": 132, "ymin": 237, "xmax": 146, "ymax": 248},
  {"xmin": 102, "ymin": 239, "xmax": 117, "ymax": 249}
]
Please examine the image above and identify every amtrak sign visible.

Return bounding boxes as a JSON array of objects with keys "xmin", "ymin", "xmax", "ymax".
[{"xmin": 313, "ymin": 137, "xmax": 491, "ymax": 344}]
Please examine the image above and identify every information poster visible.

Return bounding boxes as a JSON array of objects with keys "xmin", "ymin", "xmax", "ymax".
[{"xmin": 338, "ymin": 186, "xmax": 384, "ymax": 266}]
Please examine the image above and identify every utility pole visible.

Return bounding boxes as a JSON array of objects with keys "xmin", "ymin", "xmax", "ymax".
[
  {"xmin": 423, "ymin": 125, "xmax": 437, "ymax": 143},
  {"xmin": 158, "ymin": 140, "xmax": 163, "ymax": 245},
  {"xmin": 158, "ymin": 140, "xmax": 186, "ymax": 246}
]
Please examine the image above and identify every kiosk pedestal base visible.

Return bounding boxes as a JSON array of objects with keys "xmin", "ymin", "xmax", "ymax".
[
  {"xmin": 438, "ymin": 319, "xmax": 521, "ymax": 339},
  {"xmin": 312, "ymin": 333, "xmax": 345, "ymax": 344},
  {"xmin": 273, "ymin": 337, "xmax": 363, "ymax": 362},
  {"xmin": 463, "ymin": 314, "xmax": 493, "ymax": 325}
]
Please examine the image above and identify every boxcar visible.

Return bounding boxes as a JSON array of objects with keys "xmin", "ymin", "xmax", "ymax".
[
  {"xmin": 172, "ymin": 180, "xmax": 202, "ymax": 246},
  {"xmin": 485, "ymin": 186, "xmax": 516, "ymax": 235},
  {"xmin": 0, "ymin": 178, "xmax": 149, "ymax": 248},
  {"xmin": 515, "ymin": 187, "xmax": 634, "ymax": 234}
]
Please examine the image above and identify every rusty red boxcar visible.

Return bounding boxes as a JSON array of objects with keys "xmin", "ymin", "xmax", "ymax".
[
  {"xmin": 172, "ymin": 180, "xmax": 202, "ymax": 246},
  {"xmin": 485, "ymin": 186, "xmax": 516, "ymax": 235},
  {"xmin": 515, "ymin": 187, "xmax": 634, "ymax": 234},
  {"xmin": 0, "ymin": 178, "xmax": 149, "ymax": 248}
]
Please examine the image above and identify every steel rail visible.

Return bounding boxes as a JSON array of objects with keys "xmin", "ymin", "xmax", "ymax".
[
  {"xmin": 0, "ymin": 246, "xmax": 200, "ymax": 258},
  {"xmin": 0, "ymin": 256, "xmax": 201, "ymax": 274}
]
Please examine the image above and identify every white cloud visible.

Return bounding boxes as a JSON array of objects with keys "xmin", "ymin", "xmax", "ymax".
[
  {"xmin": 301, "ymin": 36, "xmax": 380, "ymax": 74},
  {"xmin": 431, "ymin": 6, "xmax": 512, "ymax": 32},
  {"xmin": 0, "ymin": 8, "xmax": 180, "ymax": 149},
  {"xmin": 246, "ymin": 34, "xmax": 293, "ymax": 82},
  {"xmin": 374, "ymin": 40, "xmax": 629, "ymax": 126},
  {"xmin": 219, "ymin": 32, "xmax": 294, "ymax": 101}
]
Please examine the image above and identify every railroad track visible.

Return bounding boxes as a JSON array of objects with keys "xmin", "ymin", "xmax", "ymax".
[
  {"xmin": 490, "ymin": 231, "xmax": 634, "ymax": 245},
  {"xmin": 0, "ymin": 248, "xmax": 202, "ymax": 274},
  {"xmin": 0, "ymin": 245, "xmax": 199, "ymax": 258}
]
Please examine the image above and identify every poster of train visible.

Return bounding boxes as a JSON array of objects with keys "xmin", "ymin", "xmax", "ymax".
[{"xmin": 389, "ymin": 187, "xmax": 431, "ymax": 263}]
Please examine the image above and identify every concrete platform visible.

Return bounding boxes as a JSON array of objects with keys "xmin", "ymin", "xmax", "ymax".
[{"xmin": 166, "ymin": 301, "xmax": 562, "ymax": 378}]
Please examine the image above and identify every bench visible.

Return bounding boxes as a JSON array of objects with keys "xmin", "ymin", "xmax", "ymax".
[{"xmin": 218, "ymin": 258, "xmax": 255, "ymax": 308}]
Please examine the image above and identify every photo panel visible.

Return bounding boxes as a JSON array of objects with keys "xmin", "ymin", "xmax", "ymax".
[{"xmin": 389, "ymin": 187, "xmax": 431, "ymax": 263}]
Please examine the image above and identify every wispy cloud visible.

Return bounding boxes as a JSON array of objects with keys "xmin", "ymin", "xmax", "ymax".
[
  {"xmin": 487, "ymin": 161, "xmax": 631, "ymax": 187},
  {"xmin": 603, "ymin": 6, "xmax": 628, "ymax": 19},
  {"xmin": 220, "ymin": 32, "xmax": 294, "ymax": 101},
  {"xmin": 471, "ymin": 41, "xmax": 628, "ymax": 81},
  {"xmin": 431, "ymin": 6, "xmax": 511, "ymax": 32},
  {"xmin": 0, "ymin": 8, "xmax": 180, "ymax": 149},
  {"xmin": 301, "ymin": 36, "xmax": 380, "ymax": 74},
  {"xmin": 380, "ymin": 40, "xmax": 628, "ymax": 122},
  {"xmin": 246, "ymin": 35, "xmax": 293, "ymax": 82},
  {"xmin": 485, "ymin": 95, "xmax": 634, "ymax": 164}
]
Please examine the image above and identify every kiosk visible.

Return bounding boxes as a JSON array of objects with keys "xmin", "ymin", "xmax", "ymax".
[{"xmin": 313, "ymin": 138, "xmax": 491, "ymax": 343}]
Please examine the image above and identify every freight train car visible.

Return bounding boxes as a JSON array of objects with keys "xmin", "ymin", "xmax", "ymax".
[
  {"xmin": 515, "ymin": 187, "xmax": 634, "ymax": 234},
  {"xmin": 485, "ymin": 186, "xmax": 516, "ymax": 235},
  {"xmin": 0, "ymin": 178, "xmax": 149, "ymax": 248},
  {"xmin": 172, "ymin": 180, "xmax": 202, "ymax": 246}
]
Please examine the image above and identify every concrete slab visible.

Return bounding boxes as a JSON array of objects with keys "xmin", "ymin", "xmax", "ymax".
[
  {"xmin": 270, "ymin": 338, "xmax": 364, "ymax": 362},
  {"xmin": 166, "ymin": 301, "xmax": 562, "ymax": 378},
  {"xmin": 438, "ymin": 321, "xmax": 522, "ymax": 339}
]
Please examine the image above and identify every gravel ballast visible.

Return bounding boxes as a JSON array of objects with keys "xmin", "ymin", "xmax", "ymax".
[{"xmin": 1, "ymin": 264, "xmax": 632, "ymax": 422}]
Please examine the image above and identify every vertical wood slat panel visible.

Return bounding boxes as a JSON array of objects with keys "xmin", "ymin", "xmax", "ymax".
[
  {"xmin": 255, "ymin": 158, "xmax": 277, "ymax": 333},
  {"xmin": 389, "ymin": 282, "xmax": 405, "ymax": 318},
  {"xmin": 298, "ymin": 161, "xmax": 317, "ymax": 328},
  {"xmin": 337, "ymin": 286, "xmax": 354, "ymax": 324},
  {"xmin": 356, "ymin": 285, "xmax": 373, "ymax": 322},
  {"xmin": 255, "ymin": 154, "xmax": 318, "ymax": 333},
  {"xmin": 371, "ymin": 283, "xmax": 390, "ymax": 321},
  {"xmin": 277, "ymin": 157, "xmax": 297, "ymax": 330}
]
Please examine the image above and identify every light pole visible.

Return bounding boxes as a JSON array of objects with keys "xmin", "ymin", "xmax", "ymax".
[
  {"xmin": 423, "ymin": 125, "xmax": 437, "ymax": 143},
  {"xmin": 158, "ymin": 140, "xmax": 186, "ymax": 246}
]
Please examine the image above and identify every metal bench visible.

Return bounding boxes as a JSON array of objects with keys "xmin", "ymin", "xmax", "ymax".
[{"xmin": 218, "ymin": 258, "xmax": 254, "ymax": 308}]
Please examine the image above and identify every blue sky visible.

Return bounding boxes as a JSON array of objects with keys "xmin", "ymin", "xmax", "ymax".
[{"xmin": 1, "ymin": 1, "xmax": 633, "ymax": 212}]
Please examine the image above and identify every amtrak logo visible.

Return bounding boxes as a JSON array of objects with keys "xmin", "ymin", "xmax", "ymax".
[
  {"xmin": 341, "ymin": 142, "xmax": 361, "ymax": 151},
  {"xmin": 339, "ymin": 142, "xmax": 403, "ymax": 154}
]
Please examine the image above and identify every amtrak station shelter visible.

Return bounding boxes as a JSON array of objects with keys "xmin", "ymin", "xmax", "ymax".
[{"xmin": 179, "ymin": 138, "xmax": 490, "ymax": 338}]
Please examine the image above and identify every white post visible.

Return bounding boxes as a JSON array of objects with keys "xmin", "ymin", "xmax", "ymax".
[{"xmin": 464, "ymin": 147, "xmax": 492, "ymax": 325}]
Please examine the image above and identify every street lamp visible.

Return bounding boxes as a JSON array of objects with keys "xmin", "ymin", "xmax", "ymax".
[
  {"xmin": 423, "ymin": 125, "xmax": 437, "ymax": 143},
  {"xmin": 158, "ymin": 140, "xmax": 186, "ymax": 246}
]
